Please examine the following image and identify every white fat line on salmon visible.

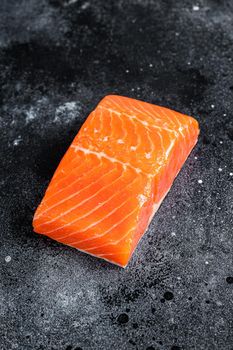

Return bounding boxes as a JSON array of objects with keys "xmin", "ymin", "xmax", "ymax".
[
  {"xmin": 108, "ymin": 109, "xmax": 114, "ymax": 140},
  {"xmin": 41, "ymin": 161, "xmax": 104, "ymax": 205},
  {"xmin": 165, "ymin": 139, "xmax": 176, "ymax": 159},
  {"xmin": 71, "ymin": 145, "xmax": 145, "ymax": 174},
  {"xmin": 101, "ymin": 104, "xmax": 155, "ymax": 158},
  {"xmin": 100, "ymin": 99, "xmax": 157, "ymax": 126},
  {"xmin": 134, "ymin": 100, "xmax": 177, "ymax": 130},
  {"xmin": 133, "ymin": 120, "xmax": 143, "ymax": 153},
  {"xmin": 99, "ymin": 107, "xmax": 104, "ymax": 134},
  {"xmin": 117, "ymin": 111, "xmax": 128, "ymax": 142},
  {"xmin": 37, "ymin": 165, "xmax": 140, "ymax": 234},
  {"xmin": 131, "ymin": 102, "xmax": 180, "ymax": 134},
  {"xmin": 142, "ymin": 126, "xmax": 155, "ymax": 160},
  {"xmin": 47, "ymin": 156, "xmax": 91, "ymax": 193},
  {"xmin": 154, "ymin": 108, "xmax": 177, "ymax": 130},
  {"xmin": 68, "ymin": 207, "xmax": 138, "ymax": 246},
  {"xmin": 47, "ymin": 159, "xmax": 102, "ymax": 196},
  {"xmin": 35, "ymin": 167, "xmax": 117, "ymax": 226},
  {"xmin": 65, "ymin": 244, "xmax": 128, "ymax": 268},
  {"xmin": 106, "ymin": 96, "xmax": 190, "ymax": 141},
  {"xmin": 134, "ymin": 102, "xmax": 164, "ymax": 125},
  {"xmin": 86, "ymin": 228, "xmax": 135, "ymax": 252},
  {"xmin": 98, "ymin": 105, "xmax": 176, "ymax": 134},
  {"xmin": 129, "ymin": 110, "xmax": 141, "ymax": 151},
  {"xmin": 107, "ymin": 95, "xmax": 165, "ymax": 128},
  {"xmin": 56, "ymin": 177, "xmax": 139, "ymax": 240},
  {"xmin": 163, "ymin": 105, "xmax": 184, "ymax": 124},
  {"xmin": 162, "ymin": 108, "xmax": 187, "ymax": 138},
  {"xmin": 158, "ymin": 107, "xmax": 190, "ymax": 137},
  {"xmin": 137, "ymin": 101, "xmax": 163, "ymax": 124},
  {"xmin": 134, "ymin": 100, "xmax": 173, "ymax": 127},
  {"xmin": 92, "ymin": 108, "xmax": 103, "ymax": 135},
  {"xmin": 59, "ymin": 197, "xmax": 134, "ymax": 242},
  {"xmin": 157, "ymin": 131, "xmax": 166, "ymax": 158},
  {"xmin": 49, "ymin": 147, "xmax": 89, "ymax": 185},
  {"xmin": 157, "ymin": 109, "xmax": 189, "ymax": 159},
  {"xmin": 52, "ymin": 146, "xmax": 88, "ymax": 179}
]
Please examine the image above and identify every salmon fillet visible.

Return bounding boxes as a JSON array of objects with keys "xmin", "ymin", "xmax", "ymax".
[{"xmin": 33, "ymin": 95, "xmax": 199, "ymax": 267}]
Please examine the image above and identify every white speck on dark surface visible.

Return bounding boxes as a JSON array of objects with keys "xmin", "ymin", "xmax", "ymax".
[
  {"xmin": 54, "ymin": 101, "xmax": 81, "ymax": 124},
  {"xmin": 13, "ymin": 136, "xmax": 22, "ymax": 146},
  {"xmin": 198, "ymin": 179, "xmax": 203, "ymax": 184},
  {"xmin": 193, "ymin": 5, "xmax": 200, "ymax": 11},
  {"xmin": 5, "ymin": 256, "xmax": 11, "ymax": 263},
  {"xmin": 81, "ymin": 1, "xmax": 90, "ymax": 10},
  {"xmin": 63, "ymin": 0, "xmax": 79, "ymax": 7},
  {"xmin": 25, "ymin": 107, "xmax": 37, "ymax": 123},
  {"xmin": 218, "ymin": 168, "xmax": 223, "ymax": 172}
]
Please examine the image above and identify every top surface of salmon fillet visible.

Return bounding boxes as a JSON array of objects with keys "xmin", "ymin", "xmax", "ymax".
[{"xmin": 33, "ymin": 95, "xmax": 199, "ymax": 267}]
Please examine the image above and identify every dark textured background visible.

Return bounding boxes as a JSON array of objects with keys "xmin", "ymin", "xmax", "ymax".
[{"xmin": 0, "ymin": 0, "xmax": 233, "ymax": 349}]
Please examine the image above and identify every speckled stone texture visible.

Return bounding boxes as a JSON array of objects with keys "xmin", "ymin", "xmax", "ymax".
[{"xmin": 0, "ymin": 0, "xmax": 233, "ymax": 349}]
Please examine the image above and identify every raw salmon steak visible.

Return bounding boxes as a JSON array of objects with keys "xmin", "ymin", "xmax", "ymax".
[{"xmin": 33, "ymin": 95, "xmax": 199, "ymax": 267}]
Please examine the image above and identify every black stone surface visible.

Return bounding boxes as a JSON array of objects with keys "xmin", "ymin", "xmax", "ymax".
[{"xmin": 0, "ymin": 1, "xmax": 233, "ymax": 349}]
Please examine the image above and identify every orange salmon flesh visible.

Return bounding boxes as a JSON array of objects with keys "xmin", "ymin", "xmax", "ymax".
[{"xmin": 33, "ymin": 95, "xmax": 199, "ymax": 267}]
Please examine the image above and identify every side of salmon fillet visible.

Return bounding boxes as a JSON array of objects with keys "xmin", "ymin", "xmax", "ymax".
[{"xmin": 33, "ymin": 95, "xmax": 199, "ymax": 267}]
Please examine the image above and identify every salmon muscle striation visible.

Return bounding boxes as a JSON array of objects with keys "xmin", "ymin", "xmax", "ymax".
[{"xmin": 33, "ymin": 95, "xmax": 199, "ymax": 267}]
